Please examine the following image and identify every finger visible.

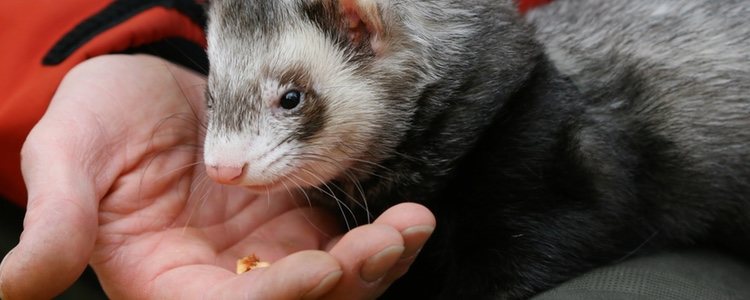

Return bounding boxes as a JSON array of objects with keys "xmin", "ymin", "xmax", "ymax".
[
  {"xmin": 212, "ymin": 250, "xmax": 343, "ymax": 300},
  {"xmin": 0, "ymin": 132, "xmax": 106, "ymax": 299},
  {"xmin": 142, "ymin": 251, "xmax": 342, "ymax": 299},
  {"xmin": 372, "ymin": 203, "xmax": 436, "ymax": 283},
  {"xmin": 0, "ymin": 64, "xmax": 128, "ymax": 299},
  {"xmin": 325, "ymin": 224, "xmax": 405, "ymax": 299}
]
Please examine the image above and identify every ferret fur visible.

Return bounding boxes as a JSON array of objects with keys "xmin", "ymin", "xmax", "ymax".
[{"xmin": 203, "ymin": 0, "xmax": 750, "ymax": 298}]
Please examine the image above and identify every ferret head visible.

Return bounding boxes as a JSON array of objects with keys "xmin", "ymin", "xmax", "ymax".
[
  {"xmin": 203, "ymin": 0, "xmax": 535, "ymax": 194},
  {"xmin": 204, "ymin": 0, "xmax": 416, "ymax": 191}
]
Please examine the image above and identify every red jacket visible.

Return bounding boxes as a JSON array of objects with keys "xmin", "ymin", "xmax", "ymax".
[
  {"xmin": 0, "ymin": 0, "xmax": 551, "ymax": 206},
  {"xmin": 0, "ymin": 0, "xmax": 207, "ymax": 206}
]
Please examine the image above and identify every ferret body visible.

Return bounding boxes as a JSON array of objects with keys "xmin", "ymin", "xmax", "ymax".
[{"xmin": 203, "ymin": 0, "xmax": 750, "ymax": 298}]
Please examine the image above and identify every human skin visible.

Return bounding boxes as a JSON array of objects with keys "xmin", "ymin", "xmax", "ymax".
[{"xmin": 0, "ymin": 54, "xmax": 435, "ymax": 299}]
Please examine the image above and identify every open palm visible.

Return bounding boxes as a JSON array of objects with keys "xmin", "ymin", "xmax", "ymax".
[{"xmin": 1, "ymin": 55, "xmax": 434, "ymax": 299}]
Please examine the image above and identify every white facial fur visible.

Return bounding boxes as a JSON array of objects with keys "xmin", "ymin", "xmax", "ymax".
[{"xmin": 204, "ymin": 3, "xmax": 388, "ymax": 191}]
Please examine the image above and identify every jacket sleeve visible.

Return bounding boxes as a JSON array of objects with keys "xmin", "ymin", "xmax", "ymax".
[
  {"xmin": 518, "ymin": 0, "xmax": 553, "ymax": 14},
  {"xmin": 0, "ymin": 0, "xmax": 207, "ymax": 206}
]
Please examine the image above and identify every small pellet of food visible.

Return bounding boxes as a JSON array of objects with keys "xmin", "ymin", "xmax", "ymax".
[{"xmin": 236, "ymin": 254, "xmax": 271, "ymax": 274}]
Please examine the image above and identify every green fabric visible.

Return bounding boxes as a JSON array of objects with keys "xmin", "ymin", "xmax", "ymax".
[{"xmin": 534, "ymin": 250, "xmax": 750, "ymax": 300}]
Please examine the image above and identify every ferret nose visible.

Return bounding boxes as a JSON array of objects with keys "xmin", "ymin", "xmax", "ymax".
[{"xmin": 206, "ymin": 164, "xmax": 246, "ymax": 184}]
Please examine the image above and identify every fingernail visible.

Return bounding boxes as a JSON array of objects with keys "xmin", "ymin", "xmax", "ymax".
[
  {"xmin": 0, "ymin": 249, "xmax": 14, "ymax": 300},
  {"xmin": 361, "ymin": 245, "xmax": 405, "ymax": 283},
  {"xmin": 303, "ymin": 270, "xmax": 342, "ymax": 300},
  {"xmin": 401, "ymin": 225, "xmax": 434, "ymax": 260}
]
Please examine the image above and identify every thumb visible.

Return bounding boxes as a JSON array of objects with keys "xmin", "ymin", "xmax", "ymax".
[{"xmin": 0, "ymin": 109, "xmax": 121, "ymax": 299}]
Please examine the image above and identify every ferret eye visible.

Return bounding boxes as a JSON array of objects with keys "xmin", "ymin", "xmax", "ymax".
[{"xmin": 280, "ymin": 90, "xmax": 302, "ymax": 110}]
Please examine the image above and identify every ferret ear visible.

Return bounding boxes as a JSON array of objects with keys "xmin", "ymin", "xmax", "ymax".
[{"xmin": 337, "ymin": 0, "xmax": 386, "ymax": 55}]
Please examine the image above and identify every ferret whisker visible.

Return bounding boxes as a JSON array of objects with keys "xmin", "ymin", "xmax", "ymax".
[
  {"xmin": 291, "ymin": 166, "xmax": 357, "ymax": 230},
  {"xmin": 162, "ymin": 40, "xmax": 209, "ymax": 74},
  {"xmin": 315, "ymin": 122, "xmax": 384, "ymax": 131},
  {"xmin": 289, "ymin": 153, "xmax": 374, "ymax": 220},
  {"xmin": 613, "ymin": 231, "xmax": 660, "ymax": 264},
  {"xmin": 181, "ymin": 172, "xmax": 214, "ymax": 235},
  {"xmin": 138, "ymin": 108, "xmax": 207, "ymax": 203},
  {"xmin": 146, "ymin": 113, "xmax": 205, "ymax": 152},
  {"xmin": 137, "ymin": 142, "xmax": 179, "ymax": 204},
  {"xmin": 312, "ymin": 174, "xmax": 359, "ymax": 230},
  {"xmin": 190, "ymin": 170, "xmax": 209, "ymax": 195},
  {"xmin": 154, "ymin": 161, "xmax": 204, "ymax": 182},
  {"xmin": 163, "ymin": 112, "xmax": 204, "ymax": 127},
  {"xmin": 344, "ymin": 157, "xmax": 395, "ymax": 174},
  {"xmin": 314, "ymin": 84, "xmax": 368, "ymax": 92},
  {"xmin": 390, "ymin": 150, "xmax": 430, "ymax": 164},
  {"xmin": 278, "ymin": 161, "xmax": 331, "ymax": 200},
  {"xmin": 270, "ymin": 134, "xmax": 294, "ymax": 154},
  {"xmin": 170, "ymin": 169, "xmax": 207, "ymax": 232},
  {"xmin": 322, "ymin": 138, "xmax": 416, "ymax": 166},
  {"xmin": 345, "ymin": 164, "xmax": 388, "ymax": 180},
  {"xmin": 280, "ymin": 180, "xmax": 296, "ymax": 205},
  {"xmin": 283, "ymin": 178, "xmax": 309, "ymax": 211},
  {"xmin": 159, "ymin": 59, "xmax": 209, "ymax": 131},
  {"xmin": 281, "ymin": 181, "xmax": 331, "ymax": 238},
  {"xmin": 286, "ymin": 170, "xmax": 356, "ymax": 230},
  {"xmin": 315, "ymin": 142, "xmax": 395, "ymax": 174},
  {"xmin": 343, "ymin": 169, "xmax": 372, "ymax": 224},
  {"xmin": 290, "ymin": 151, "xmax": 389, "ymax": 181},
  {"xmin": 297, "ymin": 164, "xmax": 368, "ymax": 216}
]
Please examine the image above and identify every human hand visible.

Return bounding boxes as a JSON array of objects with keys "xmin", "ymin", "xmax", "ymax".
[{"xmin": 0, "ymin": 54, "xmax": 435, "ymax": 299}]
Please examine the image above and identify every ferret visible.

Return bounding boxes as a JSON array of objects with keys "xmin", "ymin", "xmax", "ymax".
[{"xmin": 202, "ymin": 0, "xmax": 750, "ymax": 298}]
